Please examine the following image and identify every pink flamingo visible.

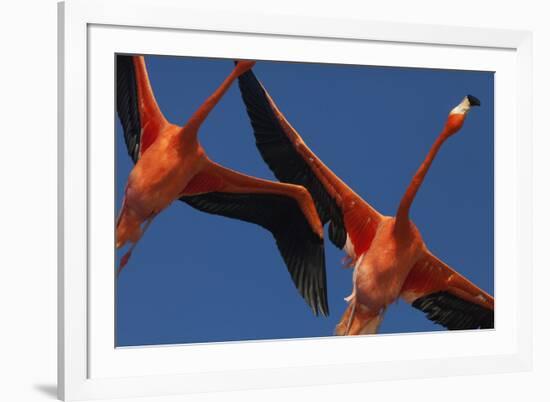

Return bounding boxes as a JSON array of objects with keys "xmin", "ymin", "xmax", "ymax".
[
  {"xmin": 237, "ymin": 68, "xmax": 493, "ymax": 334},
  {"xmin": 116, "ymin": 56, "xmax": 328, "ymax": 315}
]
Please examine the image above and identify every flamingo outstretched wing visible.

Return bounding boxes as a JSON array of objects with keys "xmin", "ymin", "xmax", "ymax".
[
  {"xmin": 117, "ymin": 55, "xmax": 168, "ymax": 162},
  {"xmin": 401, "ymin": 251, "xmax": 494, "ymax": 330},
  {"xmin": 237, "ymin": 69, "xmax": 382, "ymax": 259},
  {"xmin": 180, "ymin": 160, "xmax": 328, "ymax": 316}
]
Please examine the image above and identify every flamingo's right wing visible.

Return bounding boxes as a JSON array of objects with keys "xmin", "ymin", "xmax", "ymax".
[
  {"xmin": 180, "ymin": 160, "xmax": 328, "ymax": 316},
  {"xmin": 400, "ymin": 250, "xmax": 494, "ymax": 330},
  {"xmin": 237, "ymin": 69, "xmax": 382, "ymax": 258},
  {"xmin": 117, "ymin": 55, "xmax": 168, "ymax": 162}
]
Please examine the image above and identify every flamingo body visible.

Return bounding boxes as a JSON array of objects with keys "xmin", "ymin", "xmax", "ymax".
[
  {"xmin": 352, "ymin": 217, "xmax": 424, "ymax": 312},
  {"xmin": 117, "ymin": 125, "xmax": 203, "ymax": 248}
]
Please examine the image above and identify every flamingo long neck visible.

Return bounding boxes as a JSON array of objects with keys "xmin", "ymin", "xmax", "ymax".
[
  {"xmin": 184, "ymin": 67, "xmax": 242, "ymax": 135},
  {"xmin": 395, "ymin": 129, "xmax": 451, "ymax": 233},
  {"xmin": 394, "ymin": 95, "xmax": 477, "ymax": 234}
]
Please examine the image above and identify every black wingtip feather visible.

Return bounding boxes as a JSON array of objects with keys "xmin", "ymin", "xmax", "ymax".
[
  {"xmin": 412, "ymin": 291, "xmax": 494, "ymax": 330},
  {"xmin": 181, "ymin": 192, "xmax": 329, "ymax": 317},
  {"xmin": 116, "ymin": 55, "xmax": 141, "ymax": 163},
  {"xmin": 238, "ymin": 69, "xmax": 347, "ymax": 252}
]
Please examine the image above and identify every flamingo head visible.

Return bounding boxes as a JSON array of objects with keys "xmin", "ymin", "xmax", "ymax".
[{"xmin": 443, "ymin": 94, "xmax": 481, "ymax": 137}]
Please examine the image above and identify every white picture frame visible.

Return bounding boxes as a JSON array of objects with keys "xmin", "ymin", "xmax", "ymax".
[{"xmin": 58, "ymin": 0, "xmax": 533, "ymax": 400}]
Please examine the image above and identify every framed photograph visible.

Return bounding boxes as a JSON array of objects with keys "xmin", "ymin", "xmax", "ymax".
[{"xmin": 58, "ymin": 0, "xmax": 533, "ymax": 400}]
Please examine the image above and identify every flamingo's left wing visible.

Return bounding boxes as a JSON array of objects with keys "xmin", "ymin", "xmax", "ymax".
[
  {"xmin": 117, "ymin": 55, "xmax": 168, "ymax": 162},
  {"xmin": 180, "ymin": 160, "xmax": 329, "ymax": 316},
  {"xmin": 237, "ymin": 69, "xmax": 382, "ymax": 259},
  {"xmin": 400, "ymin": 250, "xmax": 494, "ymax": 330}
]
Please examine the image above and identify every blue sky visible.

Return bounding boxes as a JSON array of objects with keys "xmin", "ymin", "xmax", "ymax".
[{"xmin": 115, "ymin": 55, "xmax": 494, "ymax": 347}]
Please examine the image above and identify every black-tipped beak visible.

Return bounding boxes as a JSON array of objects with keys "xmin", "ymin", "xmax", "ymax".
[{"xmin": 467, "ymin": 94, "xmax": 481, "ymax": 107}]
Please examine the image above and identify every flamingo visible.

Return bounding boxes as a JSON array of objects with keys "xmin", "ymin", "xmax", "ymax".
[
  {"xmin": 237, "ymin": 67, "xmax": 494, "ymax": 334},
  {"xmin": 115, "ymin": 55, "xmax": 328, "ymax": 316}
]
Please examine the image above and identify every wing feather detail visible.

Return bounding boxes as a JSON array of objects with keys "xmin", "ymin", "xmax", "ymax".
[
  {"xmin": 237, "ymin": 69, "xmax": 382, "ymax": 255},
  {"xmin": 116, "ymin": 55, "xmax": 167, "ymax": 162},
  {"xmin": 180, "ymin": 163, "xmax": 329, "ymax": 316},
  {"xmin": 401, "ymin": 251, "xmax": 494, "ymax": 330}
]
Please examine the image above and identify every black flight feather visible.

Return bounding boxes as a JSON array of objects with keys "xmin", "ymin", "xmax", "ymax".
[
  {"xmin": 116, "ymin": 55, "xmax": 142, "ymax": 162},
  {"xmin": 181, "ymin": 192, "xmax": 329, "ymax": 316},
  {"xmin": 412, "ymin": 291, "xmax": 494, "ymax": 330},
  {"xmin": 237, "ymin": 69, "xmax": 347, "ymax": 249}
]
